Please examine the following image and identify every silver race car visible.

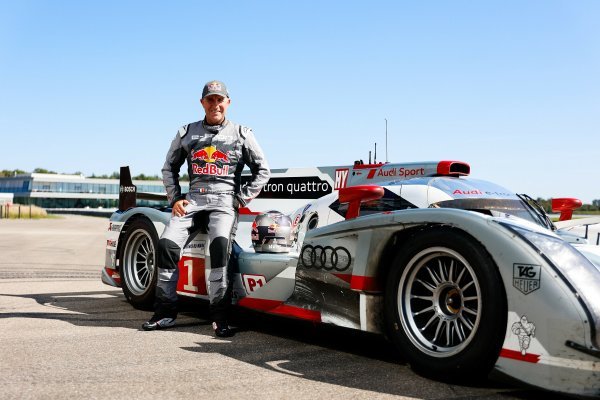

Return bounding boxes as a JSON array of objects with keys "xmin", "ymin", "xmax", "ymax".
[{"xmin": 102, "ymin": 160, "xmax": 600, "ymax": 397}]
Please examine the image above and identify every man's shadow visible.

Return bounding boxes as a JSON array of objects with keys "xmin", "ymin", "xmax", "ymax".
[{"xmin": 0, "ymin": 289, "xmax": 206, "ymax": 329}]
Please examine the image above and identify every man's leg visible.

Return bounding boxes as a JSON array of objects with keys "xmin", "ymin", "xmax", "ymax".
[
  {"xmin": 142, "ymin": 209, "xmax": 195, "ymax": 330},
  {"xmin": 206, "ymin": 207, "xmax": 237, "ymax": 337}
]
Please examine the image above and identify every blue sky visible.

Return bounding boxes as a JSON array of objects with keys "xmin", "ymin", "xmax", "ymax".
[{"xmin": 1, "ymin": 1, "xmax": 599, "ymax": 202}]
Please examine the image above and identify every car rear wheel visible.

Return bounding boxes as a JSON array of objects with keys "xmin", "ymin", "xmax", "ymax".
[
  {"xmin": 120, "ymin": 218, "xmax": 158, "ymax": 310},
  {"xmin": 385, "ymin": 227, "xmax": 507, "ymax": 381}
]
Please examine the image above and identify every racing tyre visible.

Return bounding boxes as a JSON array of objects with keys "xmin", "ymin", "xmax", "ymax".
[
  {"xmin": 385, "ymin": 227, "xmax": 507, "ymax": 381},
  {"xmin": 120, "ymin": 218, "xmax": 158, "ymax": 310}
]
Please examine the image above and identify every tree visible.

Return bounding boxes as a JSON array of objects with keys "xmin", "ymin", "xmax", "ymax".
[
  {"xmin": 88, "ymin": 171, "xmax": 120, "ymax": 179},
  {"xmin": 33, "ymin": 168, "xmax": 57, "ymax": 174},
  {"xmin": 133, "ymin": 173, "xmax": 162, "ymax": 181},
  {"xmin": 0, "ymin": 169, "xmax": 27, "ymax": 177},
  {"xmin": 535, "ymin": 197, "xmax": 551, "ymax": 213}
]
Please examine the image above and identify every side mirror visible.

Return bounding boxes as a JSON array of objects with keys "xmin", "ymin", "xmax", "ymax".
[
  {"xmin": 338, "ymin": 185, "xmax": 384, "ymax": 219},
  {"xmin": 551, "ymin": 198, "xmax": 582, "ymax": 221}
]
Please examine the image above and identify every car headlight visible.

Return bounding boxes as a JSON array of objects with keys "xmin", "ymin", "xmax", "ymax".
[{"xmin": 503, "ymin": 223, "xmax": 600, "ymax": 349}]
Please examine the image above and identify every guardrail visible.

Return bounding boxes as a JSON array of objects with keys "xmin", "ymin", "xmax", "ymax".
[{"xmin": 46, "ymin": 208, "xmax": 115, "ymax": 218}]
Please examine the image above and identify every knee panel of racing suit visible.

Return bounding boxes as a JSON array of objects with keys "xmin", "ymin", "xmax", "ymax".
[
  {"xmin": 158, "ymin": 238, "xmax": 181, "ymax": 270},
  {"xmin": 208, "ymin": 237, "xmax": 232, "ymax": 321},
  {"xmin": 209, "ymin": 236, "xmax": 230, "ymax": 270},
  {"xmin": 155, "ymin": 238, "xmax": 181, "ymax": 313},
  {"xmin": 208, "ymin": 236, "xmax": 230, "ymax": 302}
]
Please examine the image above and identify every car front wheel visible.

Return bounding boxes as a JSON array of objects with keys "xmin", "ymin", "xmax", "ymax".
[{"xmin": 385, "ymin": 227, "xmax": 507, "ymax": 381}]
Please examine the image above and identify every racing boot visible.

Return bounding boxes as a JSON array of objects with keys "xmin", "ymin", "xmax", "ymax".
[
  {"xmin": 212, "ymin": 321, "xmax": 233, "ymax": 338},
  {"xmin": 142, "ymin": 314, "xmax": 176, "ymax": 331}
]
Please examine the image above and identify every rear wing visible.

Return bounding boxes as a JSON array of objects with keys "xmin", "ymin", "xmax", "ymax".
[{"xmin": 118, "ymin": 166, "xmax": 168, "ymax": 211}]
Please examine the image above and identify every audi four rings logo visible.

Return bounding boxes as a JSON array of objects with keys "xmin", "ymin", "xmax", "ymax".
[{"xmin": 300, "ymin": 245, "xmax": 352, "ymax": 271}]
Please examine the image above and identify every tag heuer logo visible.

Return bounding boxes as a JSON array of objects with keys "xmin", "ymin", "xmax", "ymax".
[{"xmin": 513, "ymin": 264, "xmax": 541, "ymax": 295}]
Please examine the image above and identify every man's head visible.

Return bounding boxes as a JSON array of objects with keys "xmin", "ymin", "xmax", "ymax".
[{"xmin": 201, "ymin": 80, "xmax": 231, "ymax": 125}]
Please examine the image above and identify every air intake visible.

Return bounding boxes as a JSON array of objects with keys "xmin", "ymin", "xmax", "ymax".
[{"xmin": 437, "ymin": 161, "xmax": 470, "ymax": 176}]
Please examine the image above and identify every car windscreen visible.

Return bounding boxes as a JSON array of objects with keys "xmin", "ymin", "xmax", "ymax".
[{"xmin": 431, "ymin": 198, "xmax": 542, "ymax": 226}]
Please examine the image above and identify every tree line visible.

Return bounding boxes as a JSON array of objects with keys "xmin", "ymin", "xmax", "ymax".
[
  {"xmin": 0, "ymin": 168, "xmax": 190, "ymax": 181},
  {"xmin": 1, "ymin": 168, "xmax": 598, "ymax": 209}
]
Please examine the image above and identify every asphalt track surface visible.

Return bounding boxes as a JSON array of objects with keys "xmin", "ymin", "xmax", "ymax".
[{"xmin": 0, "ymin": 215, "xmax": 577, "ymax": 400}]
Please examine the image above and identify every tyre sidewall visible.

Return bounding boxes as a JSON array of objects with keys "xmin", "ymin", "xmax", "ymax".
[
  {"xmin": 385, "ymin": 227, "xmax": 507, "ymax": 379},
  {"xmin": 119, "ymin": 218, "xmax": 158, "ymax": 310}
]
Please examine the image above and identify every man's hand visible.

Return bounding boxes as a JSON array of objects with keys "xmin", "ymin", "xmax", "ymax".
[{"xmin": 172, "ymin": 199, "xmax": 189, "ymax": 217}]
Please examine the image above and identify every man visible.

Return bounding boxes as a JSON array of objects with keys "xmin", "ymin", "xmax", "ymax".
[{"xmin": 142, "ymin": 80, "xmax": 270, "ymax": 337}]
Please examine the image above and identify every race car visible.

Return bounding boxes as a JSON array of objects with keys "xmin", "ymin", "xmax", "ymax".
[{"xmin": 102, "ymin": 160, "xmax": 600, "ymax": 397}]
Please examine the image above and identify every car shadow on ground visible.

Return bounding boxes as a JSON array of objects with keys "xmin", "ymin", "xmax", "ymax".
[
  {"xmin": 0, "ymin": 288, "xmax": 575, "ymax": 400},
  {"xmin": 186, "ymin": 310, "xmax": 574, "ymax": 400}
]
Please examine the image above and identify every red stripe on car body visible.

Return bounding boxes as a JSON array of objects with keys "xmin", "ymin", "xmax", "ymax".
[
  {"xmin": 237, "ymin": 297, "xmax": 321, "ymax": 322},
  {"xmin": 499, "ymin": 348, "xmax": 541, "ymax": 363},
  {"xmin": 350, "ymin": 275, "xmax": 381, "ymax": 291}
]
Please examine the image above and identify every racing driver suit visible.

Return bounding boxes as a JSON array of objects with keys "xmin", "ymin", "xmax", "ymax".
[{"xmin": 155, "ymin": 119, "xmax": 270, "ymax": 325}]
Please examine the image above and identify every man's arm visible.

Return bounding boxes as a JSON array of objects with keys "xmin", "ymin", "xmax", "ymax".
[
  {"xmin": 162, "ymin": 130, "xmax": 187, "ymax": 207},
  {"xmin": 239, "ymin": 128, "xmax": 270, "ymax": 206}
]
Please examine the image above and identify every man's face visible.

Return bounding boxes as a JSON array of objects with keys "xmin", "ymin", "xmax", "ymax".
[{"xmin": 201, "ymin": 94, "xmax": 231, "ymax": 125}]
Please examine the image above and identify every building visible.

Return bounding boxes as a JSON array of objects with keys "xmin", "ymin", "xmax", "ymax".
[
  {"xmin": 0, "ymin": 172, "xmax": 185, "ymax": 209},
  {"xmin": 0, "ymin": 193, "xmax": 13, "ymax": 205}
]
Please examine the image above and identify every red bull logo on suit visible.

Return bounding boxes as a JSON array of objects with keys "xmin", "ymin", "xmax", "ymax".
[{"xmin": 191, "ymin": 145, "xmax": 230, "ymax": 176}]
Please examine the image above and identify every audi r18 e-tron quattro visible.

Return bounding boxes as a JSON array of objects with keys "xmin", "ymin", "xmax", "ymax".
[{"xmin": 102, "ymin": 160, "xmax": 600, "ymax": 397}]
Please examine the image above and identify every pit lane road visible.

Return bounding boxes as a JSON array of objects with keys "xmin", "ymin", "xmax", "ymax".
[{"xmin": 0, "ymin": 215, "xmax": 565, "ymax": 400}]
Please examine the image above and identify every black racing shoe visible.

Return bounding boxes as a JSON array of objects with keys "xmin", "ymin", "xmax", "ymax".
[
  {"xmin": 142, "ymin": 315, "xmax": 176, "ymax": 331},
  {"xmin": 212, "ymin": 321, "xmax": 233, "ymax": 338}
]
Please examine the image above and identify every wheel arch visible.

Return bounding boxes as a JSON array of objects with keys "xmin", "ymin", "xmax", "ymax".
[
  {"xmin": 376, "ymin": 223, "xmax": 506, "ymax": 299},
  {"xmin": 116, "ymin": 213, "xmax": 159, "ymax": 273}
]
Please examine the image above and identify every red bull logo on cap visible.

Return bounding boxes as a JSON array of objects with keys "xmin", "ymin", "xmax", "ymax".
[
  {"xmin": 207, "ymin": 82, "xmax": 222, "ymax": 92},
  {"xmin": 191, "ymin": 145, "xmax": 230, "ymax": 176}
]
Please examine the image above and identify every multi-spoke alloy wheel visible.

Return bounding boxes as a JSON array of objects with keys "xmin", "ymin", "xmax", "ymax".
[
  {"xmin": 120, "ymin": 219, "xmax": 158, "ymax": 309},
  {"xmin": 385, "ymin": 228, "xmax": 507, "ymax": 380},
  {"xmin": 123, "ymin": 229, "xmax": 155, "ymax": 295},
  {"xmin": 399, "ymin": 247, "xmax": 481, "ymax": 357}
]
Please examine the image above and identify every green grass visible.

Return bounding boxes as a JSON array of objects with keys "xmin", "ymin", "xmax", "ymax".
[{"xmin": 0, "ymin": 204, "xmax": 51, "ymax": 219}]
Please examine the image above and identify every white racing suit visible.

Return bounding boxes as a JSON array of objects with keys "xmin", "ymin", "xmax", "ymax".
[{"xmin": 155, "ymin": 119, "xmax": 270, "ymax": 323}]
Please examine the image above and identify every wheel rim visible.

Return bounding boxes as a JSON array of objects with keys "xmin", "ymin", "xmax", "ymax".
[
  {"xmin": 123, "ymin": 228, "xmax": 155, "ymax": 295},
  {"xmin": 398, "ymin": 247, "xmax": 482, "ymax": 357}
]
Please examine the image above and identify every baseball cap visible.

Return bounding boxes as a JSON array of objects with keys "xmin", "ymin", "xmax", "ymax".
[{"xmin": 202, "ymin": 80, "xmax": 229, "ymax": 99}]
